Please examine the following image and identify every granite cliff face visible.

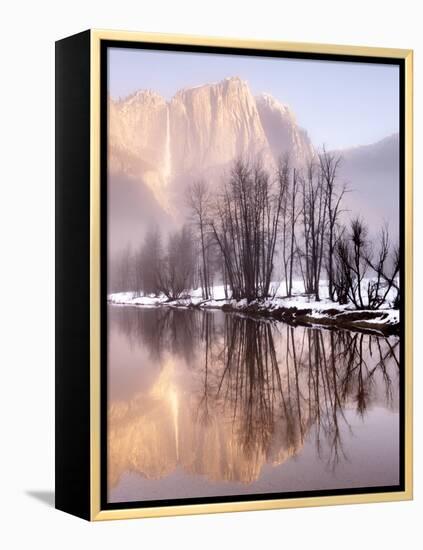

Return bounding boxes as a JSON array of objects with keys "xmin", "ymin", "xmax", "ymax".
[
  {"xmin": 107, "ymin": 356, "xmax": 306, "ymax": 490},
  {"xmin": 168, "ymin": 78, "xmax": 275, "ymax": 179},
  {"xmin": 256, "ymin": 92, "xmax": 314, "ymax": 166},
  {"xmin": 108, "ymin": 77, "xmax": 313, "ymax": 213},
  {"xmin": 108, "ymin": 77, "xmax": 399, "ymax": 255}
]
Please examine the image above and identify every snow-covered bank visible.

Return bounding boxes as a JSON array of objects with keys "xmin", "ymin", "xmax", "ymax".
[{"xmin": 108, "ymin": 283, "xmax": 399, "ymax": 336}]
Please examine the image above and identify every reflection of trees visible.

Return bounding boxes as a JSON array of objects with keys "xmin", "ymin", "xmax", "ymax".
[
  {"xmin": 110, "ymin": 306, "xmax": 204, "ymax": 365},
  {"xmin": 217, "ymin": 317, "xmax": 280, "ymax": 459},
  {"xmin": 194, "ymin": 316, "xmax": 400, "ymax": 472},
  {"xmin": 336, "ymin": 331, "xmax": 399, "ymax": 416},
  {"xmin": 110, "ymin": 307, "xmax": 400, "ymax": 477},
  {"xmin": 196, "ymin": 311, "xmax": 214, "ymax": 427}
]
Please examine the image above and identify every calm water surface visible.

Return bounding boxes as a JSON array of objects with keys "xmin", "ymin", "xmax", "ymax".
[{"xmin": 107, "ymin": 306, "xmax": 400, "ymax": 503}]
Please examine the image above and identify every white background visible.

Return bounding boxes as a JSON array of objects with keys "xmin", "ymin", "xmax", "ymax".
[{"xmin": 0, "ymin": 1, "xmax": 421, "ymax": 548}]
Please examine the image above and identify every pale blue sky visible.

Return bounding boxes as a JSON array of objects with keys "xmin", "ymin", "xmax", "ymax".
[{"xmin": 108, "ymin": 47, "xmax": 399, "ymax": 150}]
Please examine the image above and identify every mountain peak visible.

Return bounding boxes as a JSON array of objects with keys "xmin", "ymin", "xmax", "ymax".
[
  {"xmin": 255, "ymin": 92, "xmax": 312, "ymax": 164},
  {"xmin": 121, "ymin": 89, "xmax": 166, "ymax": 107},
  {"xmin": 222, "ymin": 75, "xmax": 246, "ymax": 86},
  {"xmin": 174, "ymin": 76, "xmax": 249, "ymax": 98},
  {"xmin": 256, "ymin": 93, "xmax": 291, "ymax": 116}
]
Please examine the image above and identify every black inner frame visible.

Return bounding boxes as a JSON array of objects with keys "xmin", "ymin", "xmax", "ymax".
[{"xmin": 100, "ymin": 39, "xmax": 406, "ymax": 511}]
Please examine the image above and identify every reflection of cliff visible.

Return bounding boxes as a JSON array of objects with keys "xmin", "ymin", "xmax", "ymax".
[
  {"xmin": 108, "ymin": 308, "xmax": 400, "ymax": 489},
  {"xmin": 108, "ymin": 356, "xmax": 303, "ymax": 489}
]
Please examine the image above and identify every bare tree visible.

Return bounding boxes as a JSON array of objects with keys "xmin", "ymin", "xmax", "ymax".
[
  {"xmin": 334, "ymin": 220, "xmax": 398, "ymax": 309},
  {"xmin": 365, "ymin": 227, "xmax": 400, "ymax": 308},
  {"xmin": 287, "ymin": 167, "xmax": 301, "ymax": 296},
  {"xmin": 318, "ymin": 148, "xmax": 346, "ymax": 301},
  {"xmin": 186, "ymin": 180, "xmax": 212, "ymax": 299},
  {"xmin": 133, "ymin": 246, "xmax": 143, "ymax": 297},
  {"xmin": 209, "ymin": 157, "xmax": 287, "ymax": 301},
  {"xmin": 299, "ymin": 159, "xmax": 327, "ymax": 300},
  {"xmin": 140, "ymin": 227, "xmax": 162, "ymax": 296},
  {"xmin": 332, "ymin": 227, "xmax": 349, "ymax": 304},
  {"xmin": 334, "ymin": 219, "xmax": 369, "ymax": 308},
  {"xmin": 158, "ymin": 225, "xmax": 195, "ymax": 300},
  {"xmin": 115, "ymin": 244, "xmax": 137, "ymax": 293},
  {"xmin": 280, "ymin": 160, "xmax": 301, "ymax": 296}
]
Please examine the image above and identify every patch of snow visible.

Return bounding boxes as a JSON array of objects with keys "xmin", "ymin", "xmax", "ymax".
[
  {"xmin": 358, "ymin": 310, "xmax": 400, "ymax": 325},
  {"xmin": 107, "ymin": 278, "xmax": 399, "ymax": 328},
  {"xmin": 108, "ymin": 292, "xmax": 166, "ymax": 307}
]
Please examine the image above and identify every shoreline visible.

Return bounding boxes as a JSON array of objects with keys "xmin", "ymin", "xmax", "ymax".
[
  {"xmin": 108, "ymin": 293, "xmax": 400, "ymax": 337},
  {"xmin": 220, "ymin": 302, "xmax": 400, "ymax": 336}
]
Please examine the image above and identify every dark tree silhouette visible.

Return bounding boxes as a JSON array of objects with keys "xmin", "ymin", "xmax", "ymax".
[
  {"xmin": 186, "ymin": 180, "xmax": 213, "ymax": 299},
  {"xmin": 210, "ymin": 157, "xmax": 288, "ymax": 301}
]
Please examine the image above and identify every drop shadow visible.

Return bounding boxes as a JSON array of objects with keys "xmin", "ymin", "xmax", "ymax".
[{"xmin": 26, "ymin": 490, "xmax": 55, "ymax": 508}]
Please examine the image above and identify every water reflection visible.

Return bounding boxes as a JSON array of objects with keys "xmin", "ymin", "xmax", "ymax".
[{"xmin": 108, "ymin": 306, "xmax": 400, "ymax": 501}]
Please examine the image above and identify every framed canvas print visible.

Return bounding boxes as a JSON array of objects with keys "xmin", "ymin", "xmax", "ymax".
[{"xmin": 55, "ymin": 29, "xmax": 413, "ymax": 521}]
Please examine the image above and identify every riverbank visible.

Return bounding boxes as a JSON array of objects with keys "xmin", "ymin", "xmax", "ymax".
[{"xmin": 108, "ymin": 288, "xmax": 400, "ymax": 336}]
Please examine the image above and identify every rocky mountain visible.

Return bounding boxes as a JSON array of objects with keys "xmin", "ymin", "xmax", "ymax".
[
  {"xmin": 108, "ymin": 76, "xmax": 399, "ymax": 256},
  {"xmin": 256, "ymin": 93, "xmax": 313, "ymax": 165},
  {"xmin": 108, "ymin": 77, "xmax": 314, "ymax": 254}
]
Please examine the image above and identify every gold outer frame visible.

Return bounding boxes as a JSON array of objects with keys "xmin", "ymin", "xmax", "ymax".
[{"xmin": 89, "ymin": 29, "xmax": 413, "ymax": 521}]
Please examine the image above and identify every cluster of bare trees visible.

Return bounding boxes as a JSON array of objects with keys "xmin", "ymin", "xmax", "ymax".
[
  {"xmin": 209, "ymin": 159, "xmax": 287, "ymax": 301},
  {"xmin": 186, "ymin": 153, "xmax": 347, "ymax": 303},
  {"xmin": 334, "ymin": 220, "xmax": 400, "ymax": 309},
  {"xmin": 113, "ymin": 151, "xmax": 399, "ymax": 310},
  {"xmin": 114, "ymin": 225, "xmax": 196, "ymax": 300},
  {"xmin": 187, "ymin": 158, "xmax": 290, "ymax": 302},
  {"xmin": 297, "ymin": 150, "xmax": 345, "ymax": 300},
  {"xmin": 187, "ymin": 153, "xmax": 399, "ymax": 309}
]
